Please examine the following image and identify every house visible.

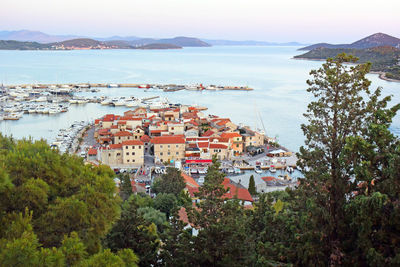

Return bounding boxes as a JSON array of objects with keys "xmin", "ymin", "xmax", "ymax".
[
  {"xmin": 100, "ymin": 144, "xmax": 123, "ymax": 165},
  {"xmin": 209, "ymin": 143, "xmax": 229, "ymax": 160},
  {"xmin": 132, "ymin": 126, "xmax": 145, "ymax": 140},
  {"xmin": 121, "ymin": 140, "xmax": 144, "ymax": 165},
  {"xmin": 151, "ymin": 135, "xmax": 185, "ymax": 163},
  {"xmin": 113, "ymin": 131, "xmax": 134, "ymax": 144},
  {"xmin": 222, "ymin": 178, "xmax": 253, "ymax": 205},
  {"xmin": 167, "ymin": 122, "xmax": 185, "ymax": 135},
  {"xmin": 221, "ymin": 132, "xmax": 244, "ymax": 156},
  {"xmin": 99, "ymin": 140, "xmax": 144, "ymax": 166},
  {"xmin": 240, "ymin": 126, "xmax": 265, "ymax": 149},
  {"xmin": 87, "ymin": 148, "xmax": 98, "ymax": 161}
]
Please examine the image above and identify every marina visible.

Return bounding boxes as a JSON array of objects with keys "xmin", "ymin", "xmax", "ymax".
[{"xmin": 0, "ymin": 46, "xmax": 399, "ymax": 152}]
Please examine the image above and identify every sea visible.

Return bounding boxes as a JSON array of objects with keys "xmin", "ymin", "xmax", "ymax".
[{"xmin": 0, "ymin": 46, "xmax": 399, "ymax": 152}]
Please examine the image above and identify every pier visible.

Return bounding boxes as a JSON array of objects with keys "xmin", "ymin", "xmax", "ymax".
[{"xmin": 4, "ymin": 83, "xmax": 254, "ymax": 92}]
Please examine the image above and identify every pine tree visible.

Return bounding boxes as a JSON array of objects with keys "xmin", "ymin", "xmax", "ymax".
[
  {"xmin": 297, "ymin": 53, "xmax": 385, "ymax": 265},
  {"xmin": 248, "ymin": 175, "xmax": 256, "ymax": 196}
]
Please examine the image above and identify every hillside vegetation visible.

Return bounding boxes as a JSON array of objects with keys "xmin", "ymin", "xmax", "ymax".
[{"xmin": 295, "ymin": 46, "xmax": 400, "ymax": 80}]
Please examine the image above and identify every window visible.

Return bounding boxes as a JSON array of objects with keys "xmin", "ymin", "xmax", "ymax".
[
  {"xmin": 126, "ymin": 146, "xmax": 128, "ymax": 149},
  {"xmin": 171, "ymin": 127, "xmax": 174, "ymax": 130},
  {"xmin": 117, "ymin": 153, "xmax": 120, "ymax": 156},
  {"xmin": 108, "ymin": 153, "xmax": 111, "ymax": 156},
  {"xmin": 168, "ymin": 152, "xmax": 170, "ymax": 155},
  {"xmin": 176, "ymin": 152, "xmax": 179, "ymax": 155},
  {"xmin": 168, "ymin": 145, "xmax": 170, "ymax": 148},
  {"xmin": 160, "ymin": 152, "xmax": 163, "ymax": 156},
  {"xmin": 127, "ymin": 159, "xmax": 130, "ymax": 162},
  {"xmin": 160, "ymin": 145, "xmax": 163, "ymax": 148},
  {"xmin": 135, "ymin": 136, "xmax": 137, "ymax": 139},
  {"xmin": 126, "ymin": 152, "xmax": 129, "ymax": 155},
  {"xmin": 119, "ymin": 137, "xmax": 121, "ymax": 140},
  {"xmin": 132, "ymin": 160, "xmax": 135, "ymax": 162},
  {"xmin": 236, "ymin": 144, "xmax": 239, "ymax": 148},
  {"xmin": 132, "ymin": 152, "xmax": 135, "ymax": 155},
  {"xmin": 139, "ymin": 146, "xmax": 141, "ymax": 149},
  {"xmin": 132, "ymin": 146, "xmax": 135, "ymax": 149},
  {"xmin": 176, "ymin": 144, "xmax": 178, "ymax": 148}
]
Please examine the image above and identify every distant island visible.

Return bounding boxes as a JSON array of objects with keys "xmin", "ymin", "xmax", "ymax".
[
  {"xmin": 0, "ymin": 29, "xmax": 307, "ymax": 48},
  {"xmin": 0, "ymin": 38, "xmax": 186, "ymax": 50},
  {"xmin": 295, "ymin": 33, "xmax": 400, "ymax": 82}
]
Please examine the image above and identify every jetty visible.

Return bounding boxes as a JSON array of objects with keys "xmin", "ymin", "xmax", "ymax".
[{"xmin": 4, "ymin": 83, "xmax": 253, "ymax": 92}]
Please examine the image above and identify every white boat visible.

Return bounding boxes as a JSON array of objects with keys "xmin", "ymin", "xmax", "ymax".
[
  {"xmin": 69, "ymin": 99, "xmax": 79, "ymax": 104},
  {"xmin": 269, "ymin": 166, "xmax": 277, "ymax": 173},
  {"xmin": 77, "ymin": 99, "xmax": 89, "ymax": 104},
  {"xmin": 101, "ymin": 99, "xmax": 111, "ymax": 105},
  {"xmin": 255, "ymin": 166, "xmax": 262, "ymax": 174},
  {"xmin": 4, "ymin": 112, "xmax": 23, "ymax": 120},
  {"xmin": 108, "ymin": 84, "xmax": 119, "ymax": 88},
  {"xmin": 113, "ymin": 100, "xmax": 126, "ymax": 106},
  {"xmin": 35, "ymin": 96, "xmax": 47, "ymax": 102}
]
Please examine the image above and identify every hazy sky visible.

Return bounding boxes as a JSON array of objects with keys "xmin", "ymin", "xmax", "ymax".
[{"xmin": 1, "ymin": 0, "xmax": 399, "ymax": 43}]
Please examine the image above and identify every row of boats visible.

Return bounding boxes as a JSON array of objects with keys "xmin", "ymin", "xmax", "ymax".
[
  {"xmin": 51, "ymin": 121, "xmax": 90, "ymax": 154},
  {"xmin": 99, "ymin": 96, "xmax": 170, "ymax": 109}
]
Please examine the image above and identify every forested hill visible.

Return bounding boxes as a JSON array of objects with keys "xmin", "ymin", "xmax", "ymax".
[
  {"xmin": 295, "ymin": 46, "xmax": 400, "ymax": 81},
  {"xmin": 299, "ymin": 32, "xmax": 400, "ymax": 51}
]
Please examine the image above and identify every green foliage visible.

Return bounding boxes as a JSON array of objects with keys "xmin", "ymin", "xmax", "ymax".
[
  {"xmin": 0, "ymin": 135, "xmax": 121, "ymax": 253},
  {"xmin": 137, "ymin": 207, "xmax": 166, "ymax": 228},
  {"xmin": 248, "ymin": 175, "xmax": 257, "ymax": 196},
  {"xmin": 152, "ymin": 167, "xmax": 186, "ymax": 196},
  {"xmin": 295, "ymin": 46, "xmax": 400, "ymax": 73},
  {"xmin": 154, "ymin": 193, "xmax": 177, "ymax": 218},
  {"xmin": 185, "ymin": 158, "xmax": 256, "ymax": 266},
  {"xmin": 105, "ymin": 195, "xmax": 160, "ymax": 267},
  {"xmin": 119, "ymin": 173, "xmax": 133, "ymax": 201},
  {"xmin": 60, "ymin": 232, "xmax": 88, "ymax": 266}
]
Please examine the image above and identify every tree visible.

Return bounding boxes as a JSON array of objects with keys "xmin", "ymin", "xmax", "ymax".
[
  {"xmin": 186, "ymin": 158, "xmax": 256, "ymax": 266},
  {"xmin": 152, "ymin": 167, "xmax": 185, "ymax": 196},
  {"xmin": 248, "ymin": 175, "xmax": 256, "ymax": 196},
  {"xmin": 0, "ymin": 135, "xmax": 121, "ymax": 253},
  {"xmin": 296, "ymin": 53, "xmax": 390, "ymax": 265},
  {"xmin": 154, "ymin": 193, "xmax": 177, "ymax": 218},
  {"xmin": 158, "ymin": 209, "xmax": 195, "ymax": 266},
  {"xmin": 137, "ymin": 206, "xmax": 166, "ymax": 229},
  {"xmin": 105, "ymin": 195, "xmax": 160, "ymax": 267},
  {"xmin": 119, "ymin": 173, "xmax": 133, "ymax": 201},
  {"xmin": 341, "ymin": 90, "xmax": 400, "ymax": 265}
]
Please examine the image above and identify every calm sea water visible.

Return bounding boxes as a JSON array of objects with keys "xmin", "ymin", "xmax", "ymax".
[{"xmin": 0, "ymin": 46, "xmax": 399, "ymax": 151}]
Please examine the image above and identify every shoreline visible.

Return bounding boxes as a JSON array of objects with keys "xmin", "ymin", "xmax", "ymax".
[{"xmin": 293, "ymin": 57, "xmax": 400, "ymax": 83}]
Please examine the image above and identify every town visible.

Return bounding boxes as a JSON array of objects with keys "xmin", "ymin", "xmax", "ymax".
[{"xmin": 74, "ymin": 102, "xmax": 299, "ymax": 202}]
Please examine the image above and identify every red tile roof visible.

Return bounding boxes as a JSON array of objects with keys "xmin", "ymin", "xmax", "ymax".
[
  {"xmin": 222, "ymin": 178, "xmax": 253, "ymax": 202},
  {"xmin": 209, "ymin": 143, "xmax": 227, "ymax": 149},
  {"xmin": 202, "ymin": 130, "xmax": 215, "ymax": 137},
  {"xmin": 114, "ymin": 131, "xmax": 132, "ymax": 137},
  {"xmin": 182, "ymin": 173, "xmax": 200, "ymax": 188},
  {"xmin": 98, "ymin": 129, "xmax": 110, "ymax": 135},
  {"xmin": 151, "ymin": 136, "xmax": 185, "ymax": 144},
  {"xmin": 140, "ymin": 135, "xmax": 151, "ymax": 142},
  {"xmin": 117, "ymin": 121, "xmax": 127, "ymax": 125},
  {"xmin": 198, "ymin": 142, "xmax": 209, "ymax": 148},
  {"xmin": 221, "ymin": 132, "xmax": 242, "ymax": 139},
  {"xmin": 122, "ymin": 140, "xmax": 144, "ymax": 146},
  {"xmin": 109, "ymin": 144, "xmax": 122, "ymax": 149},
  {"xmin": 88, "ymin": 148, "xmax": 97, "ymax": 155}
]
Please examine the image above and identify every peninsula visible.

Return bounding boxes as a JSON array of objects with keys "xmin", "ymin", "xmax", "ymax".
[
  {"xmin": 0, "ymin": 38, "xmax": 186, "ymax": 50},
  {"xmin": 295, "ymin": 33, "xmax": 400, "ymax": 81}
]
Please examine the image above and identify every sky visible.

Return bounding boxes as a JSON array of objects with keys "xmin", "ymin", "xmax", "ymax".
[{"xmin": 1, "ymin": 0, "xmax": 399, "ymax": 43}]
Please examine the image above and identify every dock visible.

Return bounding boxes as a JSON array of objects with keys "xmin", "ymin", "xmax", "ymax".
[{"xmin": 4, "ymin": 83, "xmax": 254, "ymax": 92}]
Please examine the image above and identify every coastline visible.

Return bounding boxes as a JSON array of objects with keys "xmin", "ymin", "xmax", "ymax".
[{"xmin": 293, "ymin": 57, "xmax": 400, "ymax": 83}]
